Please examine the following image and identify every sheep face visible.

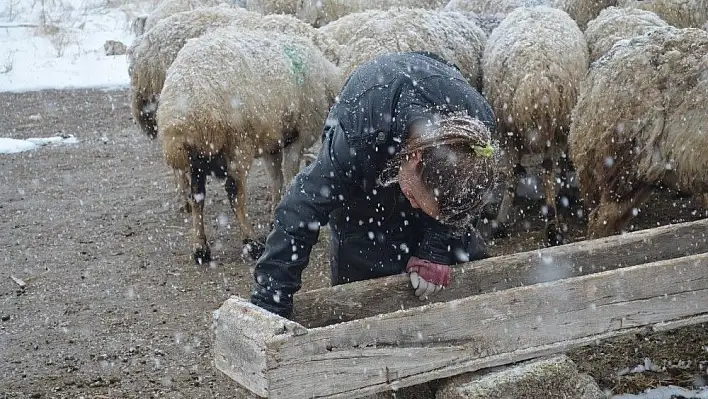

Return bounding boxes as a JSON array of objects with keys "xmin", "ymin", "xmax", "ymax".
[{"xmin": 295, "ymin": 0, "xmax": 322, "ymax": 27}]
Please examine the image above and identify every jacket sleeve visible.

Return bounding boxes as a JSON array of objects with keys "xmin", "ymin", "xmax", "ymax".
[
  {"xmin": 250, "ymin": 123, "xmax": 354, "ymax": 318},
  {"xmin": 415, "ymin": 213, "xmax": 490, "ymax": 266}
]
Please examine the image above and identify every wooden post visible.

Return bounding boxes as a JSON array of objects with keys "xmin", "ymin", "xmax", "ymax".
[
  {"xmin": 212, "ymin": 299, "xmax": 307, "ymax": 396},
  {"xmin": 214, "ymin": 251, "xmax": 708, "ymax": 398}
]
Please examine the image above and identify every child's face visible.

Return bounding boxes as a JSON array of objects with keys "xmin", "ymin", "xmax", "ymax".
[{"xmin": 398, "ymin": 152, "xmax": 440, "ymax": 219}]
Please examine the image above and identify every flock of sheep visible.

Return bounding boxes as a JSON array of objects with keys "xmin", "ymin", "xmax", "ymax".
[{"xmin": 125, "ymin": 0, "xmax": 708, "ymax": 264}]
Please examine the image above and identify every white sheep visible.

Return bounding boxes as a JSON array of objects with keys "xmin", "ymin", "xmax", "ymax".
[
  {"xmin": 229, "ymin": 10, "xmax": 343, "ymax": 64},
  {"xmin": 143, "ymin": 0, "xmax": 224, "ymax": 33},
  {"xmin": 131, "ymin": 15, "xmax": 149, "ymax": 37},
  {"xmin": 128, "ymin": 5, "xmax": 342, "ymax": 138},
  {"xmin": 321, "ymin": 8, "xmax": 488, "ymax": 91},
  {"xmin": 584, "ymin": 6, "xmax": 669, "ymax": 62},
  {"xmin": 444, "ymin": 0, "xmax": 550, "ymax": 15},
  {"xmin": 240, "ymin": 0, "xmax": 298, "ymax": 17},
  {"xmin": 616, "ymin": 0, "xmax": 707, "ymax": 29},
  {"xmin": 482, "ymin": 5, "xmax": 589, "ymax": 245},
  {"xmin": 563, "ymin": 0, "xmax": 618, "ymax": 30},
  {"xmin": 243, "ymin": 0, "xmax": 449, "ymax": 27},
  {"xmin": 316, "ymin": 8, "xmax": 382, "ymax": 44},
  {"xmin": 444, "ymin": 0, "xmax": 615, "ymax": 30},
  {"xmin": 156, "ymin": 26, "xmax": 342, "ymax": 263},
  {"xmin": 457, "ymin": 12, "xmax": 507, "ymax": 36},
  {"xmin": 128, "ymin": 5, "xmax": 248, "ymax": 138},
  {"xmin": 296, "ymin": 0, "xmax": 448, "ymax": 27},
  {"xmin": 569, "ymin": 26, "xmax": 708, "ymax": 239}
]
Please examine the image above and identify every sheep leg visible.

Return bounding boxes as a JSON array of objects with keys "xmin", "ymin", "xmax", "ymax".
[
  {"xmin": 587, "ymin": 186, "xmax": 652, "ymax": 239},
  {"xmin": 225, "ymin": 165, "xmax": 264, "ymax": 261},
  {"xmin": 492, "ymin": 143, "xmax": 521, "ymax": 238},
  {"xmin": 189, "ymin": 163, "xmax": 210, "ymax": 265},
  {"xmin": 701, "ymin": 193, "xmax": 708, "ymax": 210},
  {"xmin": 261, "ymin": 151, "xmax": 284, "ymax": 216},
  {"xmin": 174, "ymin": 169, "xmax": 191, "ymax": 213},
  {"xmin": 557, "ymin": 148, "xmax": 579, "ymax": 205},
  {"xmin": 541, "ymin": 146, "xmax": 565, "ymax": 246}
]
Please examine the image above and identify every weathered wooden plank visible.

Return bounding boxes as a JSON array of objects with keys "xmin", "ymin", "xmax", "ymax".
[
  {"xmin": 652, "ymin": 314, "xmax": 708, "ymax": 332},
  {"xmin": 262, "ymin": 252, "xmax": 708, "ymax": 398},
  {"xmin": 212, "ymin": 298, "xmax": 306, "ymax": 397},
  {"xmin": 293, "ymin": 218, "xmax": 708, "ymax": 327},
  {"xmin": 269, "ymin": 329, "xmax": 649, "ymax": 399}
]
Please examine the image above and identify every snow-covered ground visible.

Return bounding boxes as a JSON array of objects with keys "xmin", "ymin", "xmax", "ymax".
[
  {"xmin": 0, "ymin": 0, "xmax": 153, "ymax": 92},
  {"xmin": 613, "ymin": 385, "xmax": 708, "ymax": 399}
]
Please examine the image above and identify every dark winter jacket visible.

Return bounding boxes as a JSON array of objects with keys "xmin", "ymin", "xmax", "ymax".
[{"xmin": 250, "ymin": 51, "xmax": 496, "ymax": 318}]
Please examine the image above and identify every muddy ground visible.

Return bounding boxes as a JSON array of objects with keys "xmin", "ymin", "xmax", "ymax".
[{"xmin": 1, "ymin": 88, "xmax": 707, "ymax": 398}]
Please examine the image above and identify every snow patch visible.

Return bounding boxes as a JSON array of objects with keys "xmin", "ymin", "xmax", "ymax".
[
  {"xmin": 0, "ymin": 134, "xmax": 79, "ymax": 154},
  {"xmin": 0, "ymin": 0, "xmax": 153, "ymax": 92},
  {"xmin": 612, "ymin": 385, "xmax": 708, "ymax": 399}
]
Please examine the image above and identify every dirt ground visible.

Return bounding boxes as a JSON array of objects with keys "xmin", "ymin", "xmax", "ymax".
[{"xmin": 1, "ymin": 88, "xmax": 707, "ymax": 398}]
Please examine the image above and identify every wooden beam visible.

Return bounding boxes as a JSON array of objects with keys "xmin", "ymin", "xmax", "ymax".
[
  {"xmin": 214, "ymin": 252, "xmax": 708, "ymax": 398},
  {"xmin": 293, "ymin": 217, "xmax": 708, "ymax": 327}
]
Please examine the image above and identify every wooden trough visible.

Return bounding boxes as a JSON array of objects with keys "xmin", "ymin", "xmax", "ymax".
[{"xmin": 213, "ymin": 218, "xmax": 708, "ymax": 398}]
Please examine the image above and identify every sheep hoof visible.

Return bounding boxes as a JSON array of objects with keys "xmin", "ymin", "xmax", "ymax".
[
  {"xmin": 490, "ymin": 221, "xmax": 509, "ymax": 239},
  {"xmin": 546, "ymin": 224, "xmax": 567, "ymax": 247},
  {"xmin": 193, "ymin": 247, "xmax": 211, "ymax": 265},
  {"xmin": 243, "ymin": 238, "xmax": 265, "ymax": 260}
]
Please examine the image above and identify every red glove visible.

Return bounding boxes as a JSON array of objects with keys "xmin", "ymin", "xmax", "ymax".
[{"xmin": 405, "ymin": 256, "xmax": 452, "ymax": 299}]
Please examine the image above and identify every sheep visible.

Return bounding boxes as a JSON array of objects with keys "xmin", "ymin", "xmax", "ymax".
[
  {"xmin": 229, "ymin": 11, "xmax": 343, "ymax": 64},
  {"xmin": 156, "ymin": 26, "xmax": 342, "ymax": 264},
  {"xmin": 459, "ymin": 12, "xmax": 507, "ymax": 36},
  {"xmin": 296, "ymin": 0, "xmax": 449, "ymax": 28},
  {"xmin": 616, "ymin": 0, "xmax": 708, "ymax": 29},
  {"xmin": 482, "ymin": 6, "xmax": 589, "ymax": 246},
  {"xmin": 244, "ymin": 0, "xmax": 453, "ymax": 28},
  {"xmin": 131, "ymin": 15, "xmax": 148, "ymax": 36},
  {"xmin": 317, "ymin": 8, "xmax": 382, "ymax": 44},
  {"xmin": 322, "ymin": 8, "xmax": 488, "ymax": 91},
  {"xmin": 562, "ymin": 0, "xmax": 618, "ymax": 30},
  {"xmin": 568, "ymin": 26, "xmax": 708, "ymax": 239},
  {"xmin": 584, "ymin": 6, "xmax": 669, "ymax": 62},
  {"xmin": 143, "ymin": 0, "xmax": 224, "ymax": 33},
  {"xmin": 444, "ymin": 0, "xmax": 551, "ymax": 15},
  {"xmin": 128, "ymin": 5, "xmax": 342, "ymax": 139},
  {"xmin": 240, "ymin": 0, "xmax": 299, "ymax": 17},
  {"xmin": 128, "ymin": 5, "xmax": 249, "ymax": 138},
  {"xmin": 444, "ymin": 0, "xmax": 615, "ymax": 30}
]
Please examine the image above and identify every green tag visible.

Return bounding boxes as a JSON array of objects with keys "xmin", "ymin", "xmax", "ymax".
[{"xmin": 283, "ymin": 45, "xmax": 306, "ymax": 85}]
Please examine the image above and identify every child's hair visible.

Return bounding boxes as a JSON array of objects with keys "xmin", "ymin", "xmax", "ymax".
[{"xmin": 381, "ymin": 114, "xmax": 501, "ymax": 228}]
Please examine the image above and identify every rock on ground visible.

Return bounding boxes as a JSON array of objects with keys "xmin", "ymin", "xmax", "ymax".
[
  {"xmin": 361, "ymin": 384, "xmax": 435, "ymax": 399},
  {"xmin": 435, "ymin": 355, "xmax": 606, "ymax": 399},
  {"xmin": 104, "ymin": 40, "xmax": 127, "ymax": 56}
]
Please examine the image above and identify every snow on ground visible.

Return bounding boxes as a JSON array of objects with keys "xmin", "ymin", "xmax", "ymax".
[
  {"xmin": 0, "ymin": 134, "xmax": 79, "ymax": 154},
  {"xmin": 613, "ymin": 385, "xmax": 708, "ymax": 399},
  {"xmin": 0, "ymin": 0, "xmax": 154, "ymax": 92}
]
